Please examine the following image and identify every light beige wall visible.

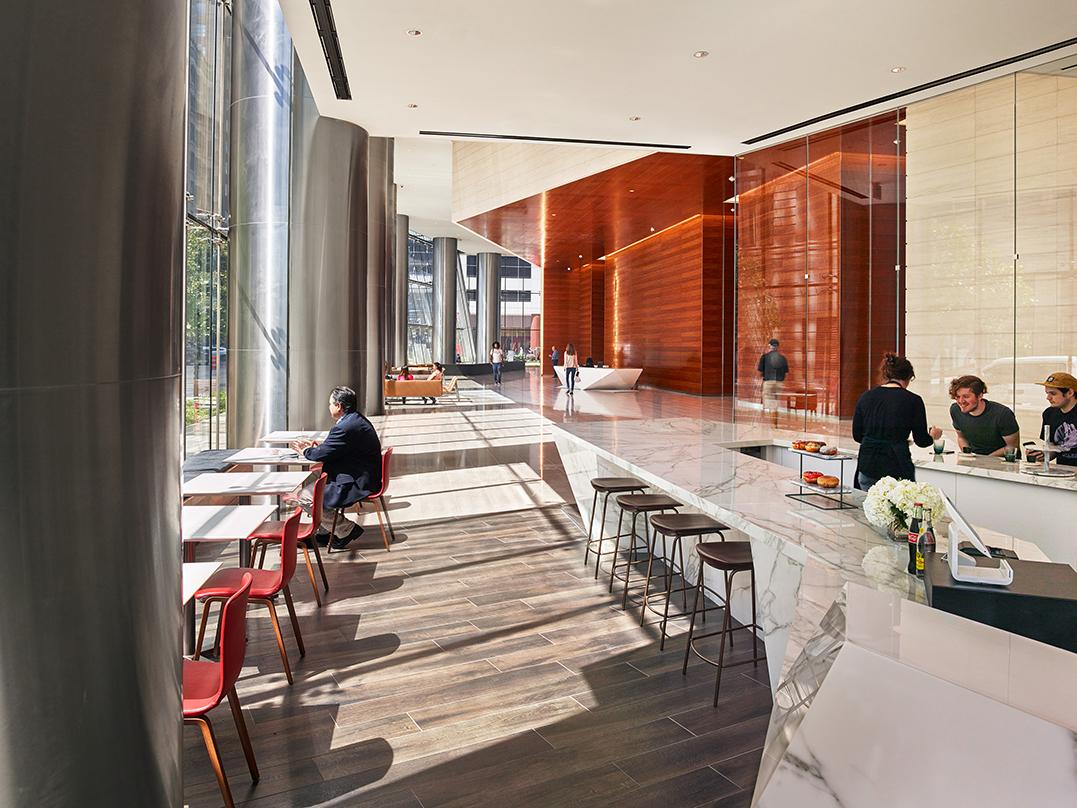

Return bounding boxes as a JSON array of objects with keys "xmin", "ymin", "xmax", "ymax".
[
  {"xmin": 905, "ymin": 72, "xmax": 1077, "ymax": 443},
  {"xmin": 452, "ymin": 141, "xmax": 651, "ymax": 221}
]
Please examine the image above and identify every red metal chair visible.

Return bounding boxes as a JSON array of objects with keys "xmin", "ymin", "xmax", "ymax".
[
  {"xmin": 249, "ymin": 472, "xmax": 330, "ymax": 606},
  {"xmin": 327, "ymin": 447, "xmax": 397, "ymax": 553},
  {"xmin": 195, "ymin": 508, "xmax": 306, "ymax": 684},
  {"xmin": 184, "ymin": 572, "xmax": 258, "ymax": 808}
]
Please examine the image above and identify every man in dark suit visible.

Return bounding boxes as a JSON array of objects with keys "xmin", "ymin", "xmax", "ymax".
[{"xmin": 291, "ymin": 386, "xmax": 382, "ymax": 549}]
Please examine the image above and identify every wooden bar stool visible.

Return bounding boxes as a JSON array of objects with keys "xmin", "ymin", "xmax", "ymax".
[
  {"xmin": 609, "ymin": 493, "xmax": 681, "ymax": 609},
  {"xmin": 682, "ymin": 541, "xmax": 763, "ymax": 707},
  {"xmin": 648, "ymin": 513, "xmax": 731, "ymax": 650},
  {"xmin": 584, "ymin": 477, "xmax": 647, "ymax": 578}
]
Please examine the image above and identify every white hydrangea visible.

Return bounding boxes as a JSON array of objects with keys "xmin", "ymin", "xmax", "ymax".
[{"xmin": 862, "ymin": 476, "xmax": 942, "ymax": 531}]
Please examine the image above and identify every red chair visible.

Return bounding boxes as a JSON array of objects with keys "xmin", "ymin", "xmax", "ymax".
[
  {"xmin": 328, "ymin": 447, "xmax": 397, "ymax": 553},
  {"xmin": 249, "ymin": 472, "xmax": 330, "ymax": 607},
  {"xmin": 184, "ymin": 572, "xmax": 258, "ymax": 808},
  {"xmin": 195, "ymin": 508, "xmax": 306, "ymax": 684}
]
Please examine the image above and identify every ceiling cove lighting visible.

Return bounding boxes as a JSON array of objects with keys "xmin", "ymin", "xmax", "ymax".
[
  {"xmin": 308, "ymin": 0, "xmax": 351, "ymax": 99},
  {"xmin": 419, "ymin": 130, "xmax": 691, "ymax": 149}
]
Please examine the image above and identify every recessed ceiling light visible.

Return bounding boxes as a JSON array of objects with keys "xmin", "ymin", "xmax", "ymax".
[
  {"xmin": 407, "ymin": 29, "xmax": 422, "ymax": 37},
  {"xmin": 650, "ymin": 227, "xmax": 655, "ymax": 232},
  {"xmin": 552, "ymin": 213, "xmax": 557, "ymax": 217},
  {"xmin": 693, "ymin": 50, "xmax": 709, "ymax": 59},
  {"xmin": 628, "ymin": 115, "xmax": 641, "ymax": 122},
  {"xmin": 407, "ymin": 103, "xmax": 419, "ymax": 108},
  {"xmin": 628, "ymin": 189, "xmax": 635, "ymax": 193},
  {"xmin": 890, "ymin": 65, "xmax": 906, "ymax": 73},
  {"xmin": 578, "ymin": 254, "xmax": 583, "ymax": 258}
]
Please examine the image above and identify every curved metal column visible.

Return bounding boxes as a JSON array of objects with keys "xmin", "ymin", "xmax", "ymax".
[
  {"xmin": 393, "ymin": 214, "xmax": 410, "ymax": 366},
  {"xmin": 364, "ymin": 137, "xmax": 393, "ymax": 416},
  {"xmin": 432, "ymin": 237, "xmax": 459, "ymax": 363},
  {"xmin": 0, "ymin": 1, "xmax": 185, "ymax": 804},
  {"xmin": 288, "ymin": 60, "xmax": 369, "ymax": 428},
  {"xmin": 477, "ymin": 252, "xmax": 502, "ymax": 354},
  {"xmin": 228, "ymin": 0, "xmax": 293, "ymax": 446}
]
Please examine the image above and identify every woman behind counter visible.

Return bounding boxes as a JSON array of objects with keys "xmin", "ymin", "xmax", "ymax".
[{"xmin": 853, "ymin": 353, "xmax": 942, "ymax": 490}]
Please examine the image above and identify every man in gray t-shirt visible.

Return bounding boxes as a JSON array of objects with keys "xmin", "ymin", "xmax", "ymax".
[{"xmin": 948, "ymin": 375, "xmax": 1020, "ymax": 456}]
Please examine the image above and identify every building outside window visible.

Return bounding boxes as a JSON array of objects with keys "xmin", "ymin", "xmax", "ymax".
[
  {"xmin": 184, "ymin": 0, "xmax": 231, "ymax": 455},
  {"xmin": 407, "ymin": 233, "xmax": 435, "ymax": 364},
  {"xmin": 500, "ymin": 256, "xmax": 541, "ymax": 363}
]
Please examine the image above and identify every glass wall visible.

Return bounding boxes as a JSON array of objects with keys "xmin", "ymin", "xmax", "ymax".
[
  {"xmin": 499, "ymin": 256, "xmax": 541, "ymax": 362},
  {"xmin": 406, "ymin": 233, "xmax": 434, "ymax": 364},
  {"xmin": 184, "ymin": 0, "xmax": 232, "ymax": 455},
  {"xmin": 904, "ymin": 67, "xmax": 1077, "ymax": 442}
]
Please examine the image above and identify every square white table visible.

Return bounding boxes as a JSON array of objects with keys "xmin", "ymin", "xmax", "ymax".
[
  {"xmin": 224, "ymin": 447, "xmax": 318, "ymax": 468},
  {"xmin": 182, "ymin": 471, "xmax": 312, "ymax": 498},
  {"xmin": 259, "ymin": 430, "xmax": 327, "ymax": 445},
  {"xmin": 182, "ymin": 504, "xmax": 277, "ymax": 544},
  {"xmin": 182, "ymin": 561, "xmax": 222, "ymax": 654}
]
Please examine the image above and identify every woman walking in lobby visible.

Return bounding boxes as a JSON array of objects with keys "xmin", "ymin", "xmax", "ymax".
[
  {"xmin": 564, "ymin": 343, "xmax": 579, "ymax": 395},
  {"xmin": 852, "ymin": 352, "xmax": 943, "ymax": 490},
  {"xmin": 490, "ymin": 341, "xmax": 504, "ymax": 385}
]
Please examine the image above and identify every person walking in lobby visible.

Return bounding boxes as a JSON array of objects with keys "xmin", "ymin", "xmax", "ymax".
[
  {"xmin": 852, "ymin": 353, "xmax": 943, "ymax": 490},
  {"xmin": 490, "ymin": 341, "xmax": 504, "ymax": 386},
  {"xmin": 948, "ymin": 375, "xmax": 1020, "ymax": 456},
  {"xmin": 1025, "ymin": 372, "xmax": 1077, "ymax": 466},
  {"xmin": 757, "ymin": 338, "xmax": 788, "ymax": 425},
  {"xmin": 563, "ymin": 342, "xmax": 579, "ymax": 395},
  {"xmin": 290, "ymin": 386, "xmax": 383, "ymax": 549}
]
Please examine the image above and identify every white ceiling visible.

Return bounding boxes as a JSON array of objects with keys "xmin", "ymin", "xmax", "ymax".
[{"xmin": 281, "ymin": 0, "xmax": 1077, "ymax": 245}]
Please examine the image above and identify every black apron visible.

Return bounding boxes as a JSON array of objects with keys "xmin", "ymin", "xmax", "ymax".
[{"xmin": 855, "ymin": 436, "xmax": 915, "ymax": 489}]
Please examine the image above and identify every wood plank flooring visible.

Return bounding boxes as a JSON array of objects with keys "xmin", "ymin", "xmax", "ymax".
[{"xmin": 183, "ymin": 507, "xmax": 770, "ymax": 808}]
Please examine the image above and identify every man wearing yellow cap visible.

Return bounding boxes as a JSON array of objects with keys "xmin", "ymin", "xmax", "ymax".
[{"xmin": 1026, "ymin": 372, "xmax": 1077, "ymax": 466}]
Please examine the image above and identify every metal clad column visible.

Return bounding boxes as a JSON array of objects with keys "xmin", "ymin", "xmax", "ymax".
[
  {"xmin": 394, "ymin": 214, "xmax": 410, "ymax": 366},
  {"xmin": 288, "ymin": 60, "xmax": 369, "ymax": 429},
  {"xmin": 0, "ymin": 1, "xmax": 184, "ymax": 804},
  {"xmin": 432, "ymin": 236, "xmax": 458, "ymax": 363},
  {"xmin": 228, "ymin": 0, "xmax": 292, "ymax": 446},
  {"xmin": 477, "ymin": 252, "xmax": 501, "ymax": 355},
  {"xmin": 364, "ymin": 137, "xmax": 393, "ymax": 415}
]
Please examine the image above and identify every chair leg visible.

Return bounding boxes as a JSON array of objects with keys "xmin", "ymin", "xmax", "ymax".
[
  {"xmin": 608, "ymin": 508, "xmax": 626, "ymax": 592},
  {"xmin": 379, "ymin": 495, "xmax": 397, "ymax": 543},
  {"xmin": 682, "ymin": 574, "xmax": 704, "ymax": 675},
  {"xmin": 310, "ymin": 537, "xmax": 330, "ymax": 593},
  {"xmin": 714, "ymin": 572, "xmax": 735, "ymax": 707},
  {"xmin": 584, "ymin": 490, "xmax": 599, "ymax": 567},
  {"xmin": 262, "ymin": 599, "xmax": 293, "ymax": 684},
  {"xmin": 282, "ymin": 585, "xmax": 305, "ymax": 657},
  {"xmin": 301, "ymin": 544, "xmax": 322, "ymax": 608},
  {"xmin": 193, "ymin": 600, "xmax": 212, "ymax": 660},
  {"xmin": 374, "ymin": 500, "xmax": 391, "ymax": 552},
  {"xmin": 618, "ymin": 511, "xmax": 639, "ymax": 607},
  {"xmin": 593, "ymin": 493, "xmax": 610, "ymax": 579},
  {"xmin": 327, "ymin": 509, "xmax": 340, "ymax": 555},
  {"xmin": 187, "ymin": 716, "xmax": 234, "ymax": 808},
  {"xmin": 639, "ymin": 522, "xmax": 659, "ymax": 626},
  {"xmin": 256, "ymin": 540, "xmax": 269, "ymax": 569},
  {"xmin": 226, "ymin": 687, "xmax": 260, "ymax": 783},
  {"xmin": 750, "ymin": 568, "xmax": 760, "ymax": 663}
]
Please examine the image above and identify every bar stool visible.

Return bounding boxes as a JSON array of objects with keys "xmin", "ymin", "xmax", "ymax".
[
  {"xmin": 609, "ymin": 493, "xmax": 681, "ymax": 609},
  {"xmin": 682, "ymin": 541, "xmax": 763, "ymax": 707},
  {"xmin": 584, "ymin": 477, "xmax": 648, "ymax": 578},
  {"xmin": 649, "ymin": 513, "xmax": 731, "ymax": 650}
]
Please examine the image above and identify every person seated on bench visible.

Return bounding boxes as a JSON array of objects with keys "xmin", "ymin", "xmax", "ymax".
[
  {"xmin": 421, "ymin": 363, "xmax": 444, "ymax": 404},
  {"xmin": 396, "ymin": 366, "xmax": 414, "ymax": 381},
  {"xmin": 585, "ymin": 356, "xmax": 595, "ymax": 367}
]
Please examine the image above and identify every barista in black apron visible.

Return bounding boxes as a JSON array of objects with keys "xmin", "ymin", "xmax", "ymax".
[{"xmin": 852, "ymin": 353, "xmax": 942, "ymax": 490}]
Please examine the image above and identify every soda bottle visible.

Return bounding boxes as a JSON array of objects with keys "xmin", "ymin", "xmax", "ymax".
[
  {"xmin": 907, "ymin": 502, "xmax": 923, "ymax": 575},
  {"xmin": 916, "ymin": 509, "xmax": 936, "ymax": 577}
]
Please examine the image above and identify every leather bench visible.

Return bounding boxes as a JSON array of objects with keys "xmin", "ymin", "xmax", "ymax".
[{"xmin": 384, "ymin": 379, "xmax": 443, "ymax": 403}]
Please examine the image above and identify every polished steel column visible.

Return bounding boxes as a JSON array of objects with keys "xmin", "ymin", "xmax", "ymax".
[
  {"xmin": 477, "ymin": 252, "xmax": 502, "ymax": 354},
  {"xmin": 0, "ymin": 1, "xmax": 185, "ymax": 804},
  {"xmin": 228, "ymin": 0, "xmax": 293, "ymax": 446},
  {"xmin": 383, "ymin": 185, "xmax": 399, "ymax": 371},
  {"xmin": 393, "ymin": 214, "xmax": 410, "ymax": 365},
  {"xmin": 288, "ymin": 59, "xmax": 369, "ymax": 429},
  {"xmin": 432, "ymin": 236, "xmax": 459, "ymax": 363},
  {"xmin": 363, "ymin": 137, "xmax": 393, "ymax": 416}
]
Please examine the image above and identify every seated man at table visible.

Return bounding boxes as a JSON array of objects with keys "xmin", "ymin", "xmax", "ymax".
[
  {"xmin": 1025, "ymin": 372, "xmax": 1077, "ymax": 466},
  {"xmin": 948, "ymin": 375, "xmax": 1020, "ymax": 456},
  {"xmin": 291, "ymin": 386, "xmax": 383, "ymax": 549}
]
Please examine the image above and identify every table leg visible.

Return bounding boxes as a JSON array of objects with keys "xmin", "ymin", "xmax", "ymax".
[{"xmin": 184, "ymin": 601, "xmax": 196, "ymax": 655}]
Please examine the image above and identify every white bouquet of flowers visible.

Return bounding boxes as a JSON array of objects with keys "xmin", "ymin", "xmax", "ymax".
[{"xmin": 862, "ymin": 477, "xmax": 943, "ymax": 535}]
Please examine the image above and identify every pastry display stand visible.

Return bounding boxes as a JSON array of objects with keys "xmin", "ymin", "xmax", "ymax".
[{"xmin": 785, "ymin": 448, "xmax": 858, "ymax": 510}]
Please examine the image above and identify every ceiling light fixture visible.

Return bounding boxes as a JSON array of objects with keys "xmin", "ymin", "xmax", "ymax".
[
  {"xmin": 407, "ymin": 29, "xmax": 422, "ymax": 36},
  {"xmin": 407, "ymin": 103, "xmax": 418, "ymax": 108},
  {"xmin": 693, "ymin": 50, "xmax": 709, "ymax": 59},
  {"xmin": 628, "ymin": 115, "xmax": 641, "ymax": 122},
  {"xmin": 578, "ymin": 254, "xmax": 583, "ymax": 258},
  {"xmin": 628, "ymin": 189, "xmax": 635, "ymax": 193},
  {"xmin": 650, "ymin": 227, "xmax": 655, "ymax": 232},
  {"xmin": 890, "ymin": 65, "xmax": 906, "ymax": 73}
]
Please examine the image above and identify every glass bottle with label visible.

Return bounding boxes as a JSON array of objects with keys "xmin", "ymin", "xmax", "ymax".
[{"xmin": 907, "ymin": 502, "xmax": 923, "ymax": 575}]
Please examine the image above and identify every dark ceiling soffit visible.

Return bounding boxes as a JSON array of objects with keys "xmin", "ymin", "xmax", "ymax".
[
  {"xmin": 744, "ymin": 36, "xmax": 1077, "ymax": 145},
  {"xmin": 309, "ymin": 0, "xmax": 351, "ymax": 100},
  {"xmin": 420, "ymin": 131, "xmax": 692, "ymax": 150}
]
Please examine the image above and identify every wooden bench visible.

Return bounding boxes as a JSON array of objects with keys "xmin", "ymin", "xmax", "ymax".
[{"xmin": 384, "ymin": 379, "xmax": 443, "ymax": 403}]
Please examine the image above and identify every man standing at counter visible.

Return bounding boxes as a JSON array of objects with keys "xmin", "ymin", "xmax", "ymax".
[
  {"xmin": 948, "ymin": 375, "xmax": 1020, "ymax": 456},
  {"xmin": 1026, "ymin": 372, "xmax": 1077, "ymax": 466}
]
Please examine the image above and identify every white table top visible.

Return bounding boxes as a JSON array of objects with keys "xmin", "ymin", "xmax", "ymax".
[
  {"xmin": 182, "ymin": 471, "xmax": 311, "ymax": 498},
  {"xmin": 225, "ymin": 447, "xmax": 318, "ymax": 467},
  {"xmin": 182, "ymin": 562, "xmax": 222, "ymax": 606},
  {"xmin": 182, "ymin": 504, "xmax": 276, "ymax": 542},
  {"xmin": 259, "ymin": 430, "xmax": 327, "ymax": 445}
]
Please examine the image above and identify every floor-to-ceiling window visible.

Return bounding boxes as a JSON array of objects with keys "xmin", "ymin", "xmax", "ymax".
[
  {"xmin": 500, "ymin": 256, "xmax": 541, "ymax": 362},
  {"xmin": 184, "ymin": 0, "xmax": 231, "ymax": 455},
  {"xmin": 407, "ymin": 233, "xmax": 435, "ymax": 364}
]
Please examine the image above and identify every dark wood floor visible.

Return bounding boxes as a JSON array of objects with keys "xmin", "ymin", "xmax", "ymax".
[{"xmin": 183, "ymin": 507, "xmax": 771, "ymax": 808}]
